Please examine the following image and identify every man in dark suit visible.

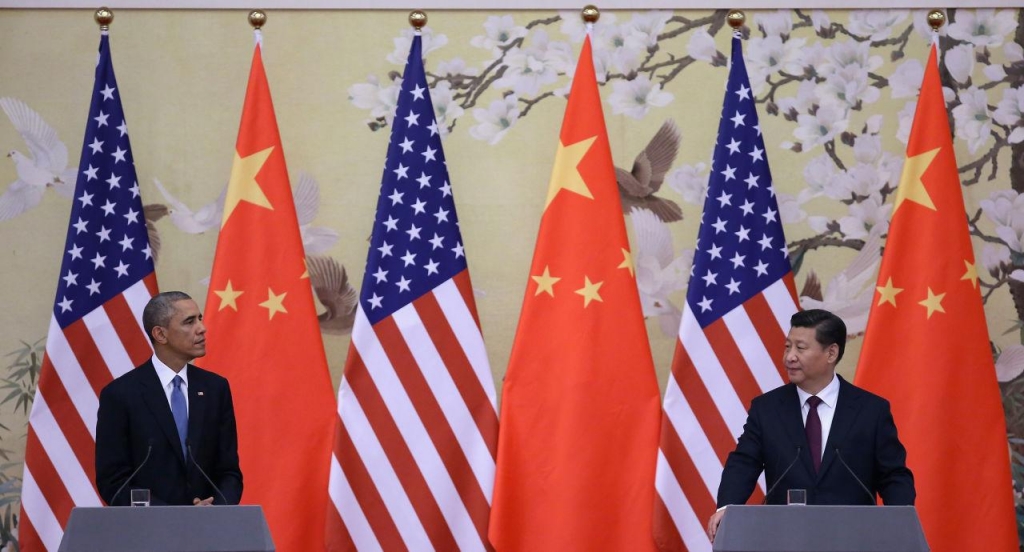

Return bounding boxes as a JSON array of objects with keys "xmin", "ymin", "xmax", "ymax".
[
  {"xmin": 96, "ymin": 291, "xmax": 242, "ymax": 506},
  {"xmin": 707, "ymin": 309, "xmax": 914, "ymax": 542}
]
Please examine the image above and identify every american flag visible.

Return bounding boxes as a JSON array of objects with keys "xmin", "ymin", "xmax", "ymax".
[
  {"xmin": 326, "ymin": 34, "xmax": 498, "ymax": 552},
  {"xmin": 653, "ymin": 33, "xmax": 798, "ymax": 552},
  {"xmin": 18, "ymin": 33, "xmax": 157, "ymax": 552}
]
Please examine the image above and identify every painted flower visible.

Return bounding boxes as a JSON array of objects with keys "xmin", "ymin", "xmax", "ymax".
[
  {"xmin": 429, "ymin": 81, "xmax": 463, "ymax": 135},
  {"xmin": 348, "ymin": 75, "xmax": 401, "ymax": 126},
  {"xmin": 793, "ymin": 104, "xmax": 849, "ymax": 150},
  {"xmin": 817, "ymin": 64, "xmax": 880, "ymax": 109},
  {"xmin": 996, "ymin": 345, "xmax": 1024, "ymax": 383},
  {"xmin": 777, "ymin": 192, "xmax": 808, "ymax": 224},
  {"xmin": 471, "ymin": 15, "xmax": 528, "ymax": 56},
  {"xmin": 852, "ymin": 134, "xmax": 883, "ymax": 164},
  {"xmin": 387, "ymin": 26, "xmax": 448, "ymax": 65},
  {"xmin": 896, "ymin": 100, "xmax": 917, "ymax": 144},
  {"xmin": 803, "ymin": 154, "xmax": 839, "ymax": 197},
  {"xmin": 755, "ymin": 10, "xmax": 794, "ymax": 37},
  {"xmin": 889, "ymin": 59, "xmax": 924, "ymax": 99},
  {"xmin": 847, "ymin": 10, "xmax": 909, "ymax": 42},
  {"xmin": 993, "ymin": 85, "xmax": 1024, "ymax": 144},
  {"xmin": 946, "ymin": 9, "xmax": 1018, "ymax": 49},
  {"xmin": 820, "ymin": 39, "xmax": 883, "ymax": 77},
  {"xmin": 837, "ymin": 195, "xmax": 892, "ymax": 239},
  {"xmin": 810, "ymin": 11, "xmax": 831, "ymax": 34},
  {"xmin": 494, "ymin": 30, "xmax": 574, "ymax": 97},
  {"xmin": 436, "ymin": 58, "xmax": 479, "ymax": 78},
  {"xmin": 559, "ymin": 10, "xmax": 618, "ymax": 44},
  {"xmin": 687, "ymin": 29, "xmax": 718, "ymax": 63},
  {"xmin": 667, "ymin": 162, "xmax": 709, "ymax": 205},
  {"xmin": 1006, "ymin": 41, "xmax": 1024, "ymax": 63},
  {"xmin": 591, "ymin": 22, "xmax": 649, "ymax": 77},
  {"xmin": 746, "ymin": 35, "xmax": 807, "ymax": 92},
  {"xmin": 980, "ymin": 190, "xmax": 1024, "ymax": 253},
  {"xmin": 981, "ymin": 243, "xmax": 1011, "ymax": 278},
  {"xmin": 469, "ymin": 94, "xmax": 520, "ymax": 145},
  {"xmin": 777, "ymin": 80, "xmax": 819, "ymax": 117},
  {"xmin": 951, "ymin": 86, "xmax": 993, "ymax": 154},
  {"xmin": 626, "ymin": 11, "xmax": 672, "ymax": 47},
  {"xmin": 831, "ymin": 163, "xmax": 890, "ymax": 201},
  {"xmin": 944, "ymin": 44, "xmax": 976, "ymax": 84},
  {"xmin": 608, "ymin": 75, "xmax": 674, "ymax": 119}
]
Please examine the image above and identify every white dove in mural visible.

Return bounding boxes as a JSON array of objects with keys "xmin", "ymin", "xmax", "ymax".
[
  {"xmin": 293, "ymin": 171, "xmax": 339, "ymax": 255},
  {"xmin": 630, "ymin": 206, "xmax": 692, "ymax": 337},
  {"xmin": 0, "ymin": 97, "xmax": 77, "ymax": 221},
  {"xmin": 151, "ymin": 177, "xmax": 226, "ymax": 234},
  {"xmin": 799, "ymin": 230, "xmax": 883, "ymax": 336}
]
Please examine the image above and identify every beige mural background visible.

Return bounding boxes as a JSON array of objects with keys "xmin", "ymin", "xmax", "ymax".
[{"xmin": 1, "ymin": 7, "xmax": 1022, "ymax": 548}]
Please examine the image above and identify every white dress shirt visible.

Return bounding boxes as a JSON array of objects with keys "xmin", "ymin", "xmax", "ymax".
[
  {"xmin": 795, "ymin": 372, "xmax": 840, "ymax": 462},
  {"xmin": 152, "ymin": 355, "xmax": 189, "ymax": 415}
]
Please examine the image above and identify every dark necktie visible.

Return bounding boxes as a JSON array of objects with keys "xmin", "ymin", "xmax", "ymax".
[
  {"xmin": 171, "ymin": 375, "xmax": 188, "ymax": 459},
  {"xmin": 805, "ymin": 395, "xmax": 823, "ymax": 473}
]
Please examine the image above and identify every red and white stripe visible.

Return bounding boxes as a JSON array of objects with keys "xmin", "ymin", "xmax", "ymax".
[
  {"xmin": 327, "ymin": 271, "xmax": 498, "ymax": 551},
  {"xmin": 654, "ymin": 276, "xmax": 797, "ymax": 552},
  {"xmin": 19, "ymin": 276, "xmax": 156, "ymax": 551}
]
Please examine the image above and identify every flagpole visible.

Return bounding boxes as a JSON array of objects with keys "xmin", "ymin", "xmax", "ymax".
[{"xmin": 249, "ymin": 9, "xmax": 265, "ymax": 48}]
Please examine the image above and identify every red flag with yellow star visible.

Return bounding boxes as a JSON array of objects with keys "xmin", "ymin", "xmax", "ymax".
[
  {"xmin": 488, "ymin": 34, "xmax": 661, "ymax": 552},
  {"xmin": 854, "ymin": 42, "xmax": 1016, "ymax": 552},
  {"xmin": 199, "ymin": 39, "xmax": 336, "ymax": 552}
]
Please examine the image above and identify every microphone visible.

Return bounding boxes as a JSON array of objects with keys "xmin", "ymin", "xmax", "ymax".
[
  {"xmin": 835, "ymin": 448, "xmax": 875, "ymax": 504},
  {"xmin": 109, "ymin": 441, "xmax": 153, "ymax": 506},
  {"xmin": 186, "ymin": 439, "xmax": 228, "ymax": 505},
  {"xmin": 761, "ymin": 446, "xmax": 802, "ymax": 505}
]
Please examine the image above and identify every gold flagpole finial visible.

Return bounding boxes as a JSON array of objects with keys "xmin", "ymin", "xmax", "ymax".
[
  {"xmin": 95, "ymin": 7, "xmax": 113, "ymax": 30},
  {"xmin": 409, "ymin": 10, "xmax": 427, "ymax": 29},
  {"xmin": 249, "ymin": 10, "xmax": 267, "ymax": 30},
  {"xmin": 581, "ymin": 5, "xmax": 600, "ymax": 24},
  {"xmin": 926, "ymin": 10, "xmax": 945, "ymax": 31},
  {"xmin": 727, "ymin": 10, "xmax": 746, "ymax": 29}
]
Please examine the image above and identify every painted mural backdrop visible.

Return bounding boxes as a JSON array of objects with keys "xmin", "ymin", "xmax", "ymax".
[{"xmin": 1, "ymin": 7, "xmax": 1022, "ymax": 548}]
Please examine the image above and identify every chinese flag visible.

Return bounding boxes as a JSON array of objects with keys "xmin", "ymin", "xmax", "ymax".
[
  {"xmin": 488, "ymin": 35, "xmax": 661, "ymax": 552},
  {"xmin": 199, "ymin": 42, "xmax": 336, "ymax": 552},
  {"xmin": 854, "ymin": 43, "xmax": 1016, "ymax": 552}
]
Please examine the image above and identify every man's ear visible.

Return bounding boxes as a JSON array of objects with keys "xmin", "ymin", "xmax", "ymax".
[
  {"xmin": 827, "ymin": 343, "xmax": 839, "ymax": 363},
  {"xmin": 151, "ymin": 326, "xmax": 167, "ymax": 345}
]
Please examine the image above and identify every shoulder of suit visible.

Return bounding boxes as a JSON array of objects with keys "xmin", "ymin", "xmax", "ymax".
[
  {"xmin": 838, "ymin": 377, "xmax": 888, "ymax": 405},
  {"xmin": 187, "ymin": 364, "xmax": 230, "ymax": 385}
]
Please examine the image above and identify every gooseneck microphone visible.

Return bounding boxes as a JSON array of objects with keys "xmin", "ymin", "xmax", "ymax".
[
  {"xmin": 186, "ymin": 440, "xmax": 228, "ymax": 505},
  {"xmin": 109, "ymin": 441, "xmax": 152, "ymax": 506},
  {"xmin": 835, "ymin": 448, "xmax": 875, "ymax": 503},
  {"xmin": 761, "ymin": 446, "xmax": 802, "ymax": 505}
]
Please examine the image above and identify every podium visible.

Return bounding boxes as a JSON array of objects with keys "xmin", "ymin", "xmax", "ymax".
[
  {"xmin": 713, "ymin": 505, "xmax": 929, "ymax": 552},
  {"xmin": 58, "ymin": 505, "xmax": 275, "ymax": 552}
]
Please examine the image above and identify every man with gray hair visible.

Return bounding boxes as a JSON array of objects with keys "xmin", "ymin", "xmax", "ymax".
[{"xmin": 95, "ymin": 291, "xmax": 243, "ymax": 506}]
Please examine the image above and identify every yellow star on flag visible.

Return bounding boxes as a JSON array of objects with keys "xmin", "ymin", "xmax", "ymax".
[
  {"xmin": 223, "ymin": 146, "xmax": 275, "ymax": 225},
  {"xmin": 259, "ymin": 287, "xmax": 288, "ymax": 320},
  {"xmin": 532, "ymin": 266, "xmax": 561, "ymax": 297},
  {"xmin": 545, "ymin": 136, "xmax": 597, "ymax": 209},
  {"xmin": 214, "ymin": 280, "xmax": 244, "ymax": 311},
  {"xmin": 876, "ymin": 277, "xmax": 903, "ymax": 307},
  {"xmin": 918, "ymin": 287, "xmax": 946, "ymax": 319},
  {"xmin": 961, "ymin": 259, "xmax": 979, "ymax": 289},
  {"xmin": 575, "ymin": 276, "xmax": 604, "ymax": 308},
  {"xmin": 617, "ymin": 248, "xmax": 635, "ymax": 277},
  {"xmin": 894, "ymin": 147, "xmax": 940, "ymax": 212}
]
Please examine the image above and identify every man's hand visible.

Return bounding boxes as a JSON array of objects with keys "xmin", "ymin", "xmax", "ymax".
[
  {"xmin": 193, "ymin": 497, "xmax": 214, "ymax": 506},
  {"xmin": 707, "ymin": 508, "xmax": 726, "ymax": 542}
]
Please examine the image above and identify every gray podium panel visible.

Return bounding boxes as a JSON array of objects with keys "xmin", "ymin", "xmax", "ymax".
[
  {"xmin": 713, "ymin": 505, "xmax": 929, "ymax": 552},
  {"xmin": 58, "ymin": 505, "xmax": 275, "ymax": 552}
]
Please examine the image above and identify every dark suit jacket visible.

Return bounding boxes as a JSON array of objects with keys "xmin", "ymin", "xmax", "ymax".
[
  {"xmin": 717, "ymin": 376, "xmax": 914, "ymax": 506},
  {"xmin": 95, "ymin": 359, "xmax": 243, "ymax": 506}
]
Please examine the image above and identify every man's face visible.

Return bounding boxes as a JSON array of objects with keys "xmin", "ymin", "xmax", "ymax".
[
  {"xmin": 155, "ymin": 299, "xmax": 206, "ymax": 364},
  {"xmin": 783, "ymin": 326, "xmax": 837, "ymax": 394}
]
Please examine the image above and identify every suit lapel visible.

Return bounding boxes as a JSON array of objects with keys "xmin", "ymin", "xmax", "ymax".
[
  {"xmin": 776, "ymin": 384, "xmax": 815, "ymax": 475},
  {"xmin": 817, "ymin": 376, "xmax": 863, "ymax": 480},
  {"xmin": 186, "ymin": 365, "xmax": 207, "ymax": 455},
  {"xmin": 138, "ymin": 360, "xmax": 187, "ymax": 465}
]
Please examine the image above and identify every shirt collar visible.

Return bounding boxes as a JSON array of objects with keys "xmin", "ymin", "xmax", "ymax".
[
  {"xmin": 796, "ymin": 372, "xmax": 839, "ymax": 408},
  {"xmin": 152, "ymin": 355, "xmax": 188, "ymax": 389}
]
